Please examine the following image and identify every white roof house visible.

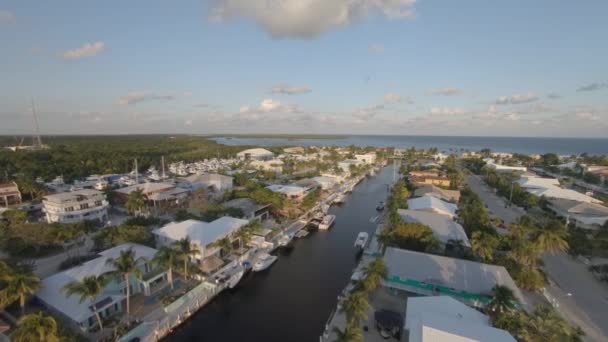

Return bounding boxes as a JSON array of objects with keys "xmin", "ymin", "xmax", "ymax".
[
  {"xmin": 398, "ymin": 209, "xmax": 470, "ymax": 247},
  {"xmin": 383, "ymin": 247, "xmax": 525, "ymax": 308},
  {"xmin": 266, "ymin": 184, "xmax": 308, "ymax": 199},
  {"xmin": 518, "ymin": 176, "xmax": 601, "ymax": 204},
  {"xmin": 115, "ymin": 182, "xmax": 175, "ymax": 196},
  {"xmin": 407, "ymin": 195, "xmax": 458, "ymax": 218},
  {"xmin": 406, "ymin": 296, "xmax": 516, "ymax": 342},
  {"xmin": 178, "ymin": 173, "xmax": 233, "ymax": 192},
  {"xmin": 37, "ymin": 243, "xmax": 160, "ymax": 328},
  {"xmin": 311, "ymin": 176, "xmax": 338, "ymax": 190},
  {"xmin": 236, "ymin": 148, "xmax": 274, "ymax": 161},
  {"xmin": 153, "ymin": 217, "xmax": 248, "ymax": 257},
  {"xmin": 354, "ymin": 152, "xmax": 376, "ymax": 164},
  {"xmin": 548, "ymin": 199, "xmax": 608, "ymax": 229},
  {"xmin": 485, "ymin": 159, "xmax": 527, "ymax": 173}
]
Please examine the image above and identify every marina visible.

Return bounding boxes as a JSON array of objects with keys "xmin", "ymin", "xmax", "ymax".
[{"xmin": 165, "ymin": 165, "xmax": 395, "ymax": 341}]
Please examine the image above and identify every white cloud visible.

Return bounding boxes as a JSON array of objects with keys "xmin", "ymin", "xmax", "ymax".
[
  {"xmin": 383, "ymin": 93, "xmax": 401, "ymax": 104},
  {"xmin": 0, "ymin": 10, "xmax": 16, "ymax": 24},
  {"xmin": 427, "ymin": 87, "xmax": 461, "ymax": 96},
  {"xmin": 240, "ymin": 99, "xmax": 302, "ymax": 114},
  {"xmin": 260, "ymin": 99, "xmax": 282, "ymax": 112},
  {"xmin": 210, "ymin": 0, "xmax": 416, "ymax": 39},
  {"xmin": 495, "ymin": 93, "xmax": 538, "ymax": 105},
  {"xmin": 117, "ymin": 92, "xmax": 175, "ymax": 106},
  {"xmin": 577, "ymin": 82, "xmax": 607, "ymax": 92},
  {"xmin": 369, "ymin": 44, "xmax": 384, "ymax": 54},
  {"xmin": 62, "ymin": 41, "xmax": 106, "ymax": 61},
  {"xmin": 271, "ymin": 84, "xmax": 311, "ymax": 95},
  {"xmin": 429, "ymin": 107, "xmax": 466, "ymax": 115}
]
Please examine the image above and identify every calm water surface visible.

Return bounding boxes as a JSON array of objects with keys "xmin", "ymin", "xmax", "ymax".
[
  {"xmin": 210, "ymin": 135, "xmax": 608, "ymax": 155},
  {"xmin": 166, "ymin": 166, "xmax": 395, "ymax": 342}
]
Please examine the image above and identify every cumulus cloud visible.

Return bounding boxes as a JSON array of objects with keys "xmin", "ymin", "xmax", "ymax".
[
  {"xmin": 429, "ymin": 107, "xmax": 466, "ymax": 115},
  {"xmin": 0, "ymin": 10, "xmax": 16, "ymax": 24},
  {"xmin": 210, "ymin": 0, "xmax": 416, "ymax": 39},
  {"xmin": 369, "ymin": 44, "xmax": 384, "ymax": 54},
  {"xmin": 383, "ymin": 93, "xmax": 402, "ymax": 104},
  {"xmin": 62, "ymin": 41, "xmax": 106, "ymax": 61},
  {"xmin": 271, "ymin": 84, "xmax": 311, "ymax": 95},
  {"xmin": 427, "ymin": 87, "xmax": 461, "ymax": 96},
  {"xmin": 117, "ymin": 92, "xmax": 175, "ymax": 106},
  {"xmin": 576, "ymin": 82, "xmax": 607, "ymax": 92},
  {"xmin": 240, "ymin": 99, "xmax": 302, "ymax": 114},
  {"xmin": 495, "ymin": 93, "xmax": 538, "ymax": 105}
]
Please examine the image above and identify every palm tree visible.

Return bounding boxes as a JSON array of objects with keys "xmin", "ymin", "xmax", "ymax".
[
  {"xmin": 152, "ymin": 246, "xmax": 179, "ymax": 289},
  {"xmin": 339, "ymin": 291, "xmax": 371, "ymax": 327},
  {"xmin": 0, "ymin": 267, "xmax": 41, "ymax": 315},
  {"xmin": 105, "ymin": 248, "xmax": 142, "ymax": 320},
  {"xmin": 332, "ymin": 323, "xmax": 363, "ymax": 342},
  {"xmin": 126, "ymin": 189, "xmax": 147, "ymax": 216},
  {"xmin": 507, "ymin": 240, "xmax": 540, "ymax": 267},
  {"xmin": 534, "ymin": 222, "xmax": 569, "ymax": 254},
  {"xmin": 235, "ymin": 226, "xmax": 252, "ymax": 250},
  {"xmin": 487, "ymin": 285, "xmax": 517, "ymax": 315},
  {"xmin": 217, "ymin": 236, "xmax": 233, "ymax": 257},
  {"xmin": 62, "ymin": 275, "xmax": 108, "ymax": 331},
  {"xmin": 471, "ymin": 231, "xmax": 499, "ymax": 262},
  {"xmin": 375, "ymin": 229, "xmax": 393, "ymax": 252},
  {"xmin": 11, "ymin": 312, "xmax": 60, "ymax": 342},
  {"xmin": 176, "ymin": 237, "xmax": 200, "ymax": 279},
  {"xmin": 361, "ymin": 259, "xmax": 388, "ymax": 293}
]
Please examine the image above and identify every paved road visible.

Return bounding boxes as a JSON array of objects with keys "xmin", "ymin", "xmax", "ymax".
[{"xmin": 467, "ymin": 175, "xmax": 608, "ymax": 342}]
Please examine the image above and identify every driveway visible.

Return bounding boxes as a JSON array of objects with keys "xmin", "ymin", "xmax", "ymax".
[{"xmin": 467, "ymin": 174, "xmax": 608, "ymax": 341}]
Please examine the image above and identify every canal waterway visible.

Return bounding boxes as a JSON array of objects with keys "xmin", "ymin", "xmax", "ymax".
[{"xmin": 166, "ymin": 165, "xmax": 395, "ymax": 342}]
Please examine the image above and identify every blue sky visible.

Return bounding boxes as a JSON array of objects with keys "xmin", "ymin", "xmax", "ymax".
[{"xmin": 1, "ymin": 0, "xmax": 607, "ymax": 137}]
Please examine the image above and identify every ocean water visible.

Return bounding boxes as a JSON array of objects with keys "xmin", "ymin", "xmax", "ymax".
[{"xmin": 211, "ymin": 135, "xmax": 608, "ymax": 155}]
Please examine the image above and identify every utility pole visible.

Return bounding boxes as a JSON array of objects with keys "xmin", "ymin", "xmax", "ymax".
[
  {"xmin": 134, "ymin": 159, "xmax": 139, "ymax": 184},
  {"xmin": 30, "ymin": 99, "xmax": 43, "ymax": 148},
  {"xmin": 509, "ymin": 181, "xmax": 515, "ymax": 207},
  {"xmin": 161, "ymin": 156, "xmax": 166, "ymax": 179}
]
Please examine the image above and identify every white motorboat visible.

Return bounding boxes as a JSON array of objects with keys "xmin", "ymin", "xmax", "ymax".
[
  {"xmin": 334, "ymin": 193, "xmax": 345, "ymax": 204},
  {"xmin": 252, "ymin": 252, "xmax": 278, "ymax": 272},
  {"xmin": 318, "ymin": 214, "xmax": 336, "ymax": 230},
  {"xmin": 354, "ymin": 232, "xmax": 369, "ymax": 249},
  {"xmin": 214, "ymin": 264, "xmax": 245, "ymax": 289},
  {"xmin": 277, "ymin": 234, "xmax": 292, "ymax": 247}
]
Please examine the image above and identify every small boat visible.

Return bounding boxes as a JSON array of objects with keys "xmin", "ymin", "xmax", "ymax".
[
  {"xmin": 295, "ymin": 230, "xmax": 309, "ymax": 238},
  {"xmin": 354, "ymin": 232, "xmax": 369, "ymax": 249},
  {"xmin": 253, "ymin": 253, "xmax": 278, "ymax": 272},
  {"xmin": 277, "ymin": 234, "xmax": 292, "ymax": 247},
  {"xmin": 334, "ymin": 193, "xmax": 345, "ymax": 204},
  {"xmin": 376, "ymin": 201, "xmax": 385, "ymax": 211},
  {"xmin": 318, "ymin": 214, "xmax": 336, "ymax": 230},
  {"xmin": 214, "ymin": 264, "xmax": 245, "ymax": 289}
]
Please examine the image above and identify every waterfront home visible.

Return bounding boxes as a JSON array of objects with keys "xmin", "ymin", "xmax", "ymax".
[
  {"xmin": 311, "ymin": 176, "xmax": 338, "ymax": 190},
  {"xmin": 398, "ymin": 209, "xmax": 470, "ymax": 249},
  {"xmin": 337, "ymin": 159, "xmax": 364, "ymax": 174},
  {"xmin": 517, "ymin": 175, "xmax": 601, "ymax": 204},
  {"xmin": 152, "ymin": 217, "xmax": 249, "ymax": 273},
  {"xmin": 547, "ymin": 199, "xmax": 608, "ymax": 230},
  {"xmin": 249, "ymin": 159, "xmax": 284, "ymax": 174},
  {"xmin": 354, "ymin": 152, "xmax": 376, "ymax": 164},
  {"xmin": 223, "ymin": 198, "xmax": 270, "ymax": 222},
  {"xmin": 406, "ymin": 195, "xmax": 458, "ymax": 218},
  {"xmin": 178, "ymin": 173, "xmax": 233, "ymax": 192},
  {"xmin": 115, "ymin": 182, "xmax": 190, "ymax": 211},
  {"xmin": 382, "ymin": 247, "xmax": 525, "ymax": 308},
  {"xmin": 485, "ymin": 159, "xmax": 527, "ymax": 173},
  {"xmin": 266, "ymin": 184, "xmax": 310, "ymax": 201},
  {"xmin": 43, "ymin": 189, "xmax": 108, "ymax": 224},
  {"xmin": 37, "ymin": 243, "xmax": 167, "ymax": 332},
  {"xmin": 413, "ymin": 185, "xmax": 460, "ymax": 203},
  {"xmin": 0, "ymin": 181, "xmax": 21, "ymax": 207},
  {"xmin": 236, "ymin": 148, "xmax": 274, "ymax": 161},
  {"xmin": 405, "ymin": 296, "xmax": 516, "ymax": 342},
  {"xmin": 283, "ymin": 146, "xmax": 305, "ymax": 154}
]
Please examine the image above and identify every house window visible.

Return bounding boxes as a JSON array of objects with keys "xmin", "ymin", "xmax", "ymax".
[
  {"xmin": 65, "ymin": 206, "xmax": 74, "ymax": 212},
  {"xmin": 95, "ymin": 200, "xmax": 102, "ymax": 206},
  {"xmin": 80, "ymin": 203, "xmax": 89, "ymax": 210}
]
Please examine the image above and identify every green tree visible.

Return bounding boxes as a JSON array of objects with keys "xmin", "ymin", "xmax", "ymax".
[
  {"xmin": 235, "ymin": 226, "xmax": 252, "ymax": 250},
  {"xmin": 2, "ymin": 209, "xmax": 27, "ymax": 226},
  {"xmin": 62, "ymin": 275, "xmax": 109, "ymax": 331},
  {"xmin": 339, "ymin": 291, "xmax": 371, "ymax": 327},
  {"xmin": 486, "ymin": 285, "xmax": 517, "ymax": 315},
  {"xmin": 105, "ymin": 248, "xmax": 142, "ymax": 320},
  {"xmin": 331, "ymin": 323, "xmax": 363, "ymax": 342},
  {"xmin": 126, "ymin": 189, "xmax": 148, "ymax": 216},
  {"xmin": 0, "ymin": 266, "xmax": 41, "ymax": 315},
  {"xmin": 11, "ymin": 312, "xmax": 60, "ymax": 342},
  {"xmin": 176, "ymin": 237, "xmax": 200, "ymax": 279},
  {"xmin": 360, "ymin": 258, "xmax": 388, "ymax": 293},
  {"xmin": 390, "ymin": 222, "xmax": 439, "ymax": 252},
  {"xmin": 152, "ymin": 246, "xmax": 179, "ymax": 289},
  {"xmin": 533, "ymin": 221, "xmax": 569, "ymax": 254},
  {"xmin": 471, "ymin": 231, "xmax": 499, "ymax": 262}
]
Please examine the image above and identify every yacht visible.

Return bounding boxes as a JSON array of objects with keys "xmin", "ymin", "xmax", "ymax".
[
  {"xmin": 252, "ymin": 252, "xmax": 278, "ymax": 272},
  {"xmin": 376, "ymin": 201, "xmax": 385, "ymax": 211},
  {"xmin": 215, "ymin": 264, "xmax": 245, "ymax": 289},
  {"xmin": 354, "ymin": 232, "xmax": 369, "ymax": 249},
  {"xmin": 318, "ymin": 214, "xmax": 336, "ymax": 230}
]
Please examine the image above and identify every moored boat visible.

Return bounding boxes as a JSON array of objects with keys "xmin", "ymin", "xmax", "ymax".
[
  {"xmin": 253, "ymin": 252, "xmax": 278, "ymax": 272},
  {"xmin": 354, "ymin": 232, "xmax": 369, "ymax": 249},
  {"xmin": 318, "ymin": 214, "xmax": 336, "ymax": 230}
]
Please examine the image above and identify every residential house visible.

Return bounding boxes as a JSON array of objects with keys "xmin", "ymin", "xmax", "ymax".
[
  {"xmin": 153, "ymin": 217, "xmax": 249, "ymax": 273},
  {"xmin": 413, "ymin": 185, "xmax": 460, "ymax": 203},
  {"xmin": 354, "ymin": 152, "xmax": 376, "ymax": 164},
  {"xmin": 311, "ymin": 176, "xmax": 338, "ymax": 190},
  {"xmin": 283, "ymin": 146, "xmax": 305, "ymax": 154},
  {"xmin": 517, "ymin": 175, "xmax": 601, "ymax": 204},
  {"xmin": 236, "ymin": 148, "xmax": 274, "ymax": 161},
  {"xmin": 43, "ymin": 189, "xmax": 108, "ymax": 224},
  {"xmin": 0, "ymin": 181, "xmax": 21, "ymax": 207},
  {"xmin": 407, "ymin": 195, "xmax": 458, "ymax": 218},
  {"xmin": 398, "ymin": 209, "xmax": 470, "ymax": 249},
  {"xmin": 337, "ymin": 159, "xmax": 364, "ymax": 174},
  {"xmin": 249, "ymin": 159, "xmax": 284, "ymax": 174},
  {"xmin": 37, "ymin": 243, "xmax": 167, "ymax": 332},
  {"xmin": 178, "ymin": 173, "xmax": 234, "ymax": 192},
  {"xmin": 547, "ymin": 199, "xmax": 608, "ymax": 230},
  {"xmin": 382, "ymin": 247, "xmax": 525, "ymax": 308},
  {"xmin": 223, "ymin": 198, "xmax": 270, "ymax": 222},
  {"xmin": 115, "ymin": 182, "xmax": 190, "ymax": 210},
  {"xmin": 405, "ymin": 296, "xmax": 516, "ymax": 342},
  {"xmin": 485, "ymin": 159, "xmax": 527, "ymax": 173},
  {"xmin": 266, "ymin": 184, "xmax": 310, "ymax": 201}
]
